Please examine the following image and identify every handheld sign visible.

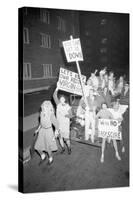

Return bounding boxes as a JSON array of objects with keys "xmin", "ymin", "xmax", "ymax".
[
  {"xmin": 58, "ymin": 68, "xmax": 86, "ymax": 96},
  {"xmin": 62, "ymin": 38, "xmax": 83, "ymax": 62},
  {"xmin": 62, "ymin": 36, "xmax": 87, "ymax": 105},
  {"xmin": 98, "ymin": 119, "xmax": 122, "ymax": 140}
]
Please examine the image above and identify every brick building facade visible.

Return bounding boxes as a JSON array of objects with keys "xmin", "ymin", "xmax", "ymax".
[{"xmin": 20, "ymin": 7, "xmax": 80, "ymax": 93}]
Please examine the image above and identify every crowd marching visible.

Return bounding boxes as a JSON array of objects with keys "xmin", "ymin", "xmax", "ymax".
[{"xmin": 34, "ymin": 67, "xmax": 129, "ymax": 165}]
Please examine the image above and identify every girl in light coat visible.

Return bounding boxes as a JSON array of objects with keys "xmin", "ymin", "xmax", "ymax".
[
  {"xmin": 34, "ymin": 101, "xmax": 59, "ymax": 165},
  {"xmin": 53, "ymin": 83, "xmax": 72, "ymax": 154}
]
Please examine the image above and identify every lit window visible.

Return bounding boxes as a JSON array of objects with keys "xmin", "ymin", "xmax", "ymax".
[
  {"xmin": 23, "ymin": 28, "xmax": 29, "ymax": 44},
  {"xmin": 23, "ymin": 63, "xmax": 31, "ymax": 80},
  {"xmin": 42, "ymin": 64, "xmax": 53, "ymax": 78},
  {"xmin": 40, "ymin": 9, "xmax": 50, "ymax": 24},
  {"xmin": 100, "ymin": 19, "xmax": 107, "ymax": 25},
  {"xmin": 40, "ymin": 33, "xmax": 51, "ymax": 48},
  {"xmin": 100, "ymin": 47, "xmax": 107, "ymax": 53},
  {"xmin": 101, "ymin": 38, "xmax": 108, "ymax": 44},
  {"xmin": 57, "ymin": 16, "xmax": 66, "ymax": 32}
]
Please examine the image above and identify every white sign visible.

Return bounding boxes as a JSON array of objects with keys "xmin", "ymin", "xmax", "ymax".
[
  {"xmin": 98, "ymin": 119, "xmax": 122, "ymax": 140},
  {"xmin": 62, "ymin": 38, "xmax": 83, "ymax": 62},
  {"xmin": 58, "ymin": 68, "xmax": 86, "ymax": 96}
]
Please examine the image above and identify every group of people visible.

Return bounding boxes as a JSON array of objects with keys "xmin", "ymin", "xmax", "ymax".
[
  {"xmin": 34, "ymin": 82, "xmax": 72, "ymax": 165},
  {"xmin": 77, "ymin": 67, "xmax": 129, "ymax": 162},
  {"xmin": 33, "ymin": 67, "xmax": 129, "ymax": 165}
]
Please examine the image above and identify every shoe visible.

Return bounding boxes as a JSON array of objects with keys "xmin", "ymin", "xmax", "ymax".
[
  {"xmin": 38, "ymin": 153, "xmax": 46, "ymax": 166},
  {"xmin": 60, "ymin": 147, "xmax": 65, "ymax": 154},
  {"xmin": 116, "ymin": 153, "xmax": 121, "ymax": 161},
  {"xmin": 41, "ymin": 153, "xmax": 46, "ymax": 160},
  {"xmin": 68, "ymin": 148, "xmax": 72, "ymax": 155},
  {"xmin": 122, "ymin": 146, "xmax": 125, "ymax": 153},
  {"xmin": 48, "ymin": 157, "xmax": 54, "ymax": 165},
  {"xmin": 100, "ymin": 155, "xmax": 104, "ymax": 163}
]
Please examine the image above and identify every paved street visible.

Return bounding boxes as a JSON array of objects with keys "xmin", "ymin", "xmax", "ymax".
[
  {"xmin": 23, "ymin": 110, "xmax": 129, "ymax": 193},
  {"xmin": 23, "ymin": 140, "xmax": 129, "ymax": 193},
  {"xmin": 23, "ymin": 89, "xmax": 129, "ymax": 193}
]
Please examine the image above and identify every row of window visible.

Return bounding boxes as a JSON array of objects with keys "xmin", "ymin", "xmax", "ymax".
[
  {"xmin": 23, "ymin": 63, "xmax": 53, "ymax": 80},
  {"xmin": 23, "ymin": 28, "xmax": 63, "ymax": 48},
  {"xmin": 24, "ymin": 8, "xmax": 66, "ymax": 31}
]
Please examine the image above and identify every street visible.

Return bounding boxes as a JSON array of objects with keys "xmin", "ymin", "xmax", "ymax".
[
  {"xmin": 23, "ymin": 110, "xmax": 129, "ymax": 193},
  {"xmin": 23, "ymin": 89, "xmax": 129, "ymax": 193}
]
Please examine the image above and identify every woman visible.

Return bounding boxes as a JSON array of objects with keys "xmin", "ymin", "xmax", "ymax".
[
  {"xmin": 96, "ymin": 103, "xmax": 121, "ymax": 163},
  {"xmin": 115, "ymin": 76, "xmax": 124, "ymax": 95},
  {"xmin": 34, "ymin": 101, "xmax": 59, "ymax": 165},
  {"xmin": 101, "ymin": 87, "xmax": 112, "ymax": 108},
  {"xmin": 108, "ymin": 71, "xmax": 115, "ymax": 96},
  {"xmin": 79, "ymin": 88, "xmax": 97, "ymax": 142},
  {"xmin": 53, "ymin": 82, "xmax": 72, "ymax": 154}
]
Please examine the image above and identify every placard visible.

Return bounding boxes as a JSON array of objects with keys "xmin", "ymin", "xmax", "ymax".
[
  {"xmin": 58, "ymin": 68, "xmax": 86, "ymax": 96},
  {"xmin": 62, "ymin": 38, "xmax": 83, "ymax": 62},
  {"xmin": 98, "ymin": 119, "xmax": 121, "ymax": 140}
]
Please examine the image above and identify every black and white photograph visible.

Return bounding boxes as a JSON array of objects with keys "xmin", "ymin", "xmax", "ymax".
[{"xmin": 19, "ymin": 6, "xmax": 129, "ymax": 193}]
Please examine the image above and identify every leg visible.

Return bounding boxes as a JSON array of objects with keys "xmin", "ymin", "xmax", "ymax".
[
  {"xmin": 36, "ymin": 150, "xmax": 46, "ymax": 160},
  {"xmin": 90, "ymin": 113, "xmax": 95, "ymax": 143},
  {"xmin": 65, "ymin": 138, "xmax": 71, "ymax": 154},
  {"xmin": 113, "ymin": 139, "xmax": 121, "ymax": 160},
  {"xmin": 47, "ymin": 148, "xmax": 54, "ymax": 165},
  {"xmin": 100, "ymin": 138, "xmax": 106, "ymax": 163},
  {"xmin": 120, "ymin": 139, "xmax": 125, "ymax": 153},
  {"xmin": 85, "ymin": 112, "xmax": 90, "ymax": 140},
  {"xmin": 59, "ymin": 137, "xmax": 65, "ymax": 153}
]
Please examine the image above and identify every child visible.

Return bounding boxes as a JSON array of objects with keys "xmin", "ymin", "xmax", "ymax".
[
  {"xmin": 53, "ymin": 82, "xmax": 72, "ymax": 154},
  {"xmin": 96, "ymin": 103, "xmax": 121, "ymax": 163},
  {"xmin": 34, "ymin": 101, "xmax": 59, "ymax": 165}
]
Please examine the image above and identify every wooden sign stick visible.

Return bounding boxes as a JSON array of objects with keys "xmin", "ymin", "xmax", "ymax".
[{"xmin": 70, "ymin": 35, "xmax": 87, "ymax": 104}]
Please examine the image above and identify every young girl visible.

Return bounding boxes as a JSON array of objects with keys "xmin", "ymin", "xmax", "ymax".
[
  {"xmin": 53, "ymin": 82, "xmax": 72, "ymax": 154},
  {"xmin": 34, "ymin": 101, "xmax": 59, "ymax": 165},
  {"xmin": 96, "ymin": 103, "xmax": 121, "ymax": 163}
]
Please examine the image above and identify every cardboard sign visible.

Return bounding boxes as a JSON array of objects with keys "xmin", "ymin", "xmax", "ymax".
[
  {"xmin": 62, "ymin": 38, "xmax": 83, "ymax": 62},
  {"xmin": 58, "ymin": 68, "xmax": 86, "ymax": 96},
  {"xmin": 98, "ymin": 119, "xmax": 122, "ymax": 140}
]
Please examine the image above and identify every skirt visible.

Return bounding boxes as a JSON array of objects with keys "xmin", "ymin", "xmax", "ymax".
[{"xmin": 34, "ymin": 127, "xmax": 58, "ymax": 153}]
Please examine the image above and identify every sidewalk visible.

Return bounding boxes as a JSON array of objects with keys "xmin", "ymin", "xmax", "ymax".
[{"xmin": 22, "ymin": 112, "xmax": 39, "ymax": 132}]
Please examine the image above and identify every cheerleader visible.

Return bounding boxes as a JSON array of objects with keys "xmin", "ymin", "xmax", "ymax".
[
  {"xmin": 34, "ymin": 101, "xmax": 59, "ymax": 165},
  {"xmin": 53, "ymin": 83, "xmax": 72, "ymax": 154}
]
